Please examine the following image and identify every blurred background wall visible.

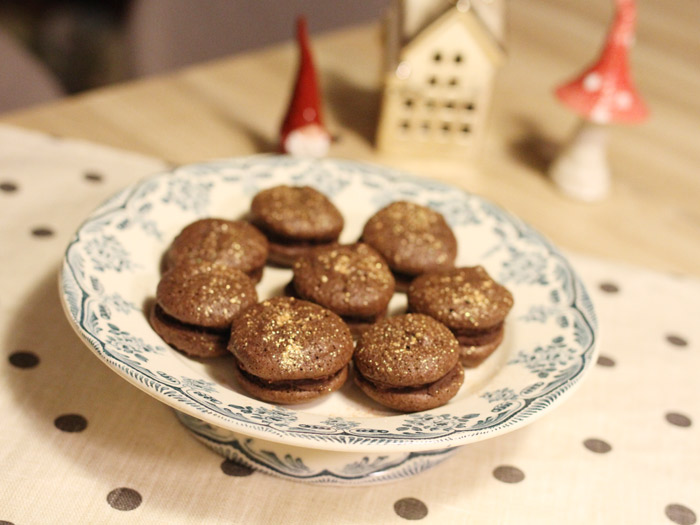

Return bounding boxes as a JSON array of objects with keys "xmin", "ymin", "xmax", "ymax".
[{"xmin": 0, "ymin": 0, "xmax": 390, "ymax": 112}]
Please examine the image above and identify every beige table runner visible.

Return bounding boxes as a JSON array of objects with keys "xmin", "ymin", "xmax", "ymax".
[{"xmin": 0, "ymin": 125, "xmax": 697, "ymax": 524}]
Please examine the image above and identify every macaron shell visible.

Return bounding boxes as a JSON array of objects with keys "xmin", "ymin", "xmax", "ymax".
[
  {"xmin": 354, "ymin": 314, "xmax": 460, "ymax": 387},
  {"xmin": 355, "ymin": 363, "xmax": 464, "ymax": 412},
  {"xmin": 250, "ymin": 185, "xmax": 343, "ymax": 241},
  {"xmin": 229, "ymin": 297, "xmax": 354, "ymax": 381},
  {"xmin": 164, "ymin": 218, "xmax": 268, "ymax": 275},
  {"xmin": 408, "ymin": 266, "xmax": 514, "ymax": 331},
  {"xmin": 292, "ymin": 243, "xmax": 395, "ymax": 317},
  {"xmin": 156, "ymin": 266, "xmax": 258, "ymax": 329},
  {"xmin": 361, "ymin": 201, "xmax": 457, "ymax": 276}
]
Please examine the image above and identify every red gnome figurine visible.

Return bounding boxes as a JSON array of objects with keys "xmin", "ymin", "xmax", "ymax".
[{"xmin": 279, "ymin": 16, "xmax": 331, "ymax": 157}]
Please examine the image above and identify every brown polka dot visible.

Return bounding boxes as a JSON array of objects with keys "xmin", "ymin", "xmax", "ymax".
[
  {"xmin": 84, "ymin": 171, "xmax": 104, "ymax": 182},
  {"xmin": 0, "ymin": 182, "xmax": 18, "ymax": 192},
  {"xmin": 666, "ymin": 335, "xmax": 688, "ymax": 347},
  {"xmin": 596, "ymin": 355, "xmax": 615, "ymax": 367},
  {"xmin": 31, "ymin": 227, "xmax": 54, "ymax": 238},
  {"xmin": 666, "ymin": 412, "xmax": 692, "ymax": 428},
  {"xmin": 54, "ymin": 414, "xmax": 87, "ymax": 432},
  {"xmin": 9, "ymin": 350, "xmax": 40, "ymax": 368},
  {"xmin": 221, "ymin": 459, "xmax": 254, "ymax": 477},
  {"xmin": 666, "ymin": 504, "xmax": 697, "ymax": 525},
  {"xmin": 599, "ymin": 282, "xmax": 619, "ymax": 293},
  {"xmin": 107, "ymin": 488, "xmax": 142, "ymax": 511},
  {"xmin": 394, "ymin": 498, "xmax": 428, "ymax": 520},
  {"xmin": 493, "ymin": 465, "xmax": 525, "ymax": 483},
  {"xmin": 584, "ymin": 438, "xmax": 612, "ymax": 453}
]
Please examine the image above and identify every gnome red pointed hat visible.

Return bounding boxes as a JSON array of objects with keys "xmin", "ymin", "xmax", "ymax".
[{"xmin": 279, "ymin": 16, "xmax": 330, "ymax": 156}]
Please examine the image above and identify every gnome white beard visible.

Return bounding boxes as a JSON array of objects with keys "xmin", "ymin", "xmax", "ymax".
[{"xmin": 284, "ymin": 124, "xmax": 331, "ymax": 158}]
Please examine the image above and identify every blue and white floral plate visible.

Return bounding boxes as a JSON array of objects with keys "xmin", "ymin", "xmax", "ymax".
[{"xmin": 60, "ymin": 156, "xmax": 597, "ymax": 485}]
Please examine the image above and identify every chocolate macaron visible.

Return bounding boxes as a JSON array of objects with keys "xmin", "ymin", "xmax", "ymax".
[
  {"xmin": 361, "ymin": 201, "xmax": 457, "ymax": 291},
  {"xmin": 407, "ymin": 266, "xmax": 513, "ymax": 368},
  {"xmin": 228, "ymin": 297, "xmax": 354, "ymax": 404},
  {"xmin": 250, "ymin": 185, "xmax": 344, "ymax": 267},
  {"xmin": 353, "ymin": 314, "xmax": 464, "ymax": 412},
  {"xmin": 150, "ymin": 263, "xmax": 258, "ymax": 357},
  {"xmin": 164, "ymin": 218, "xmax": 268, "ymax": 282},
  {"xmin": 290, "ymin": 243, "xmax": 395, "ymax": 336}
]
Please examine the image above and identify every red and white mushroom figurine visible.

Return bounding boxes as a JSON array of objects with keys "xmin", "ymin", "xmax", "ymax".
[
  {"xmin": 549, "ymin": 0, "xmax": 648, "ymax": 201},
  {"xmin": 279, "ymin": 16, "xmax": 331, "ymax": 158}
]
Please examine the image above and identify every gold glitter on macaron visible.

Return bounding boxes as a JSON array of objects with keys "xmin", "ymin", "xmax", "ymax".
[
  {"xmin": 229, "ymin": 297, "xmax": 354, "ymax": 380},
  {"xmin": 361, "ymin": 201, "xmax": 457, "ymax": 276},
  {"xmin": 408, "ymin": 266, "xmax": 514, "ymax": 331},
  {"xmin": 354, "ymin": 314, "xmax": 459, "ymax": 387},
  {"xmin": 164, "ymin": 218, "xmax": 268, "ymax": 276},
  {"xmin": 250, "ymin": 185, "xmax": 344, "ymax": 241}
]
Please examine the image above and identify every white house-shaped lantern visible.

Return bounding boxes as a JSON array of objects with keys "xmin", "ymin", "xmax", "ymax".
[{"xmin": 377, "ymin": 0, "xmax": 505, "ymax": 159}]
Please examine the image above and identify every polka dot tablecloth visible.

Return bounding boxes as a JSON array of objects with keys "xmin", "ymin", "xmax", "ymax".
[{"xmin": 0, "ymin": 125, "xmax": 698, "ymax": 524}]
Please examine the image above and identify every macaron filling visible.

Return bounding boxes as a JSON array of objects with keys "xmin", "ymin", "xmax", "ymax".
[
  {"xmin": 260, "ymin": 228, "xmax": 339, "ymax": 265},
  {"xmin": 454, "ymin": 322, "xmax": 504, "ymax": 347},
  {"xmin": 149, "ymin": 304, "xmax": 230, "ymax": 357},
  {"xmin": 234, "ymin": 360, "xmax": 348, "ymax": 392},
  {"xmin": 356, "ymin": 363, "xmax": 463, "ymax": 395},
  {"xmin": 152, "ymin": 304, "xmax": 228, "ymax": 336},
  {"xmin": 354, "ymin": 363, "xmax": 464, "ymax": 412}
]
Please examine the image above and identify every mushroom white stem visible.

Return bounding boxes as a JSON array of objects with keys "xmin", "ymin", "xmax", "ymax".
[{"xmin": 549, "ymin": 119, "xmax": 610, "ymax": 202}]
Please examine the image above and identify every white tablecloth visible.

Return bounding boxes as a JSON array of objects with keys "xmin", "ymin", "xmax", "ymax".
[{"xmin": 0, "ymin": 125, "xmax": 697, "ymax": 524}]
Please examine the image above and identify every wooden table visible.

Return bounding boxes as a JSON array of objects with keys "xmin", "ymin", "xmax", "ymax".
[{"xmin": 2, "ymin": 0, "xmax": 698, "ymax": 276}]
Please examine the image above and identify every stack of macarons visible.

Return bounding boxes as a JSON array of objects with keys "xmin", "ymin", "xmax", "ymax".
[
  {"xmin": 353, "ymin": 314, "xmax": 464, "ymax": 412},
  {"xmin": 229, "ymin": 297, "xmax": 354, "ymax": 404},
  {"xmin": 148, "ymin": 183, "xmax": 513, "ymax": 412},
  {"xmin": 408, "ymin": 266, "xmax": 514, "ymax": 368},
  {"xmin": 250, "ymin": 185, "xmax": 344, "ymax": 267},
  {"xmin": 149, "ymin": 263, "xmax": 258, "ymax": 357},
  {"xmin": 150, "ymin": 218, "xmax": 267, "ymax": 358}
]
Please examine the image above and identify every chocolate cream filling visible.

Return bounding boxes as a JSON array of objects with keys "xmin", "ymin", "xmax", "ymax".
[
  {"xmin": 358, "ymin": 363, "xmax": 463, "ymax": 397},
  {"xmin": 454, "ymin": 322, "xmax": 504, "ymax": 347},
  {"xmin": 153, "ymin": 304, "xmax": 230, "ymax": 336},
  {"xmin": 254, "ymin": 223, "xmax": 337, "ymax": 250},
  {"xmin": 235, "ymin": 360, "xmax": 347, "ymax": 392}
]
